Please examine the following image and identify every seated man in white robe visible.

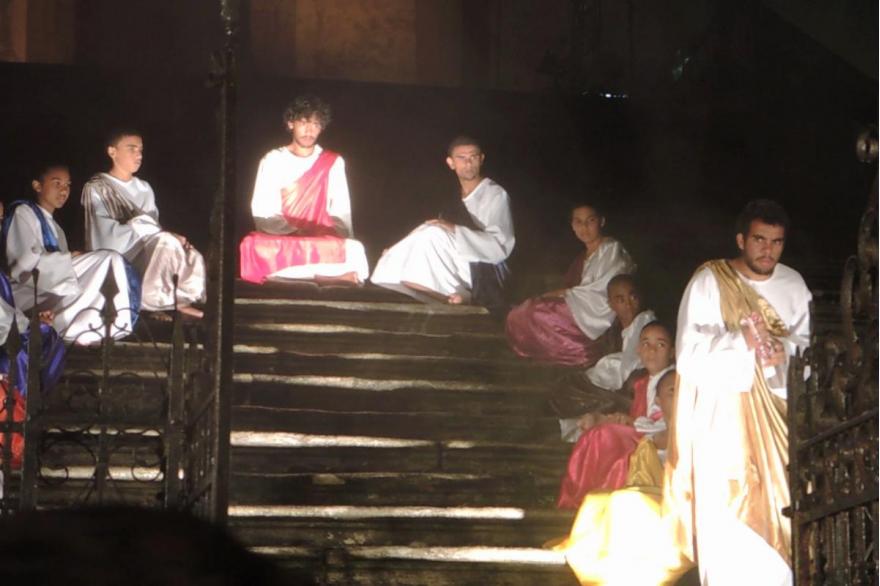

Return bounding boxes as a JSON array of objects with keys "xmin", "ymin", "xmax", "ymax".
[
  {"xmin": 4, "ymin": 164, "xmax": 139, "ymax": 345},
  {"xmin": 371, "ymin": 136, "xmax": 515, "ymax": 304},
  {"xmin": 240, "ymin": 95, "xmax": 369, "ymax": 284},
  {"xmin": 81, "ymin": 130, "xmax": 205, "ymax": 319}
]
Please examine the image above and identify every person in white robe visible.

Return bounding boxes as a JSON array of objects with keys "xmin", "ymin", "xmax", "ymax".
[
  {"xmin": 4, "ymin": 165, "xmax": 138, "ymax": 345},
  {"xmin": 242, "ymin": 95, "xmax": 369, "ymax": 283},
  {"xmin": 506, "ymin": 204, "xmax": 635, "ymax": 366},
  {"xmin": 370, "ymin": 136, "xmax": 514, "ymax": 304},
  {"xmin": 667, "ymin": 199, "xmax": 811, "ymax": 586},
  {"xmin": 81, "ymin": 131, "xmax": 205, "ymax": 319}
]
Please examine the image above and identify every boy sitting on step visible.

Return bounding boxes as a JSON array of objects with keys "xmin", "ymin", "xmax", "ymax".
[
  {"xmin": 556, "ymin": 321, "xmax": 674, "ymax": 509},
  {"xmin": 549, "ymin": 274, "xmax": 655, "ymax": 440}
]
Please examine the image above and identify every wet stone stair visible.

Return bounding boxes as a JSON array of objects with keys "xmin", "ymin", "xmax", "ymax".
[{"xmin": 227, "ymin": 282, "xmax": 579, "ymax": 585}]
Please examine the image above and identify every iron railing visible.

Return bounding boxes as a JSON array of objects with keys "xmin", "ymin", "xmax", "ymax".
[{"xmin": 788, "ymin": 131, "xmax": 879, "ymax": 585}]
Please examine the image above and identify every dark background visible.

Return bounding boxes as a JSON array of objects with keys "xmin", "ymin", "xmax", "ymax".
[{"xmin": 0, "ymin": 0, "xmax": 875, "ymax": 321}]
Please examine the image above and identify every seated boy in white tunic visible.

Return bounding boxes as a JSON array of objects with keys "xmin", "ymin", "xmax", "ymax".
[
  {"xmin": 370, "ymin": 136, "xmax": 515, "ymax": 304},
  {"xmin": 3, "ymin": 164, "xmax": 139, "ymax": 345},
  {"xmin": 240, "ymin": 95, "xmax": 369, "ymax": 284},
  {"xmin": 81, "ymin": 130, "xmax": 205, "ymax": 319}
]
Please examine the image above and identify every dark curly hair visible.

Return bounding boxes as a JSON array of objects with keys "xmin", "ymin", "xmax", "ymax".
[
  {"xmin": 283, "ymin": 95, "xmax": 332, "ymax": 129},
  {"xmin": 735, "ymin": 199, "xmax": 790, "ymax": 237}
]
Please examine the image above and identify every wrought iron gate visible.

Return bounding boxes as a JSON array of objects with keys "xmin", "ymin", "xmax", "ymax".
[{"xmin": 788, "ymin": 129, "xmax": 879, "ymax": 585}]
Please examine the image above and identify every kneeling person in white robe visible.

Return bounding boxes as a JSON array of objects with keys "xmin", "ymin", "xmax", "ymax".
[
  {"xmin": 4, "ymin": 164, "xmax": 139, "ymax": 345},
  {"xmin": 81, "ymin": 130, "xmax": 205, "ymax": 319},
  {"xmin": 371, "ymin": 136, "xmax": 514, "ymax": 304}
]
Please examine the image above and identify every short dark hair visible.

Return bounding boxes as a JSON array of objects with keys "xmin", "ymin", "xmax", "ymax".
[
  {"xmin": 283, "ymin": 95, "xmax": 332, "ymax": 128},
  {"xmin": 105, "ymin": 128, "xmax": 142, "ymax": 148},
  {"xmin": 447, "ymin": 135, "xmax": 482, "ymax": 155},
  {"xmin": 569, "ymin": 202, "xmax": 604, "ymax": 220},
  {"xmin": 32, "ymin": 162, "xmax": 69, "ymax": 182},
  {"xmin": 735, "ymin": 199, "xmax": 790, "ymax": 237},
  {"xmin": 640, "ymin": 319, "xmax": 673, "ymax": 341},
  {"xmin": 606, "ymin": 273, "xmax": 638, "ymax": 295},
  {"xmin": 657, "ymin": 368, "xmax": 677, "ymax": 390}
]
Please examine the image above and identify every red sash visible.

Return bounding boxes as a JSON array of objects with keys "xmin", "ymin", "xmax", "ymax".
[
  {"xmin": 240, "ymin": 150, "xmax": 347, "ymax": 283},
  {"xmin": 628, "ymin": 375, "xmax": 649, "ymax": 420}
]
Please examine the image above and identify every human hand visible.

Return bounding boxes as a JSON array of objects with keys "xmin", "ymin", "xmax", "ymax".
[
  {"xmin": 38, "ymin": 310, "xmax": 54, "ymax": 325},
  {"xmin": 173, "ymin": 233, "xmax": 191, "ymax": 250},
  {"xmin": 759, "ymin": 338, "xmax": 786, "ymax": 368},
  {"xmin": 577, "ymin": 412, "xmax": 598, "ymax": 431},
  {"xmin": 540, "ymin": 288, "xmax": 567, "ymax": 299},
  {"xmin": 605, "ymin": 412, "xmax": 633, "ymax": 426},
  {"xmin": 425, "ymin": 218, "xmax": 455, "ymax": 233},
  {"xmin": 740, "ymin": 312, "xmax": 768, "ymax": 351}
]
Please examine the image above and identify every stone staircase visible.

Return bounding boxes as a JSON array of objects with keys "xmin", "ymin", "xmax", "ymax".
[
  {"xmin": 31, "ymin": 281, "xmax": 714, "ymax": 584},
  {"xmin": 226, "ymin": 282, "xmax": 578, "ymax": 585}
]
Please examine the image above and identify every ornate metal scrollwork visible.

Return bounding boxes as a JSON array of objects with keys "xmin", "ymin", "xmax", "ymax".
[{"xmin": 789, "ymin": 129, "xmax": 879, "ymax": 584}]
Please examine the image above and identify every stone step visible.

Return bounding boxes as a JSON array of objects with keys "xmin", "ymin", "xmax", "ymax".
[
  {"xmin": 234, "ymin": 298, "xmax": 499, "ymax": 335},
  {"xmin": 231, "ymin": 351, "xmax": 565, "ymax": 387},
  {"xmin": 230, "ymin": 436, "xmax": 570, "ymax": 477},
  {"xmin": 242, "ymin": 544, "xmax": 578, "ymax": 586},
  {"xmin": 230, "ymin": 471, "xmax": 561, "ymax": 508},
  {"xmin": 233, "ymin": 383, "xmax": 553, "ymax": 417},
  {"xmin": 231, "ymin": 406, "xmax": 562, "ymax": 444},
  {"xmin": 230, "ymin": 508, "xmax": 573, "ymax": 550}
]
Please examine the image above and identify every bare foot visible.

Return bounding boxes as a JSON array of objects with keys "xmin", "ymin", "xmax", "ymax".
[
  {"xmin": 177, "ymin": 305, "xmax": 204, "ymax": 319},
  {"xmin": 315, "ymin": 272, "xmax": 361, "ymax": 287},
  {"xmin": 447, "ymin": 293, "xmax": 464, "ymax": 305},
  {"xmin": 401, "ymin": 281, "xmax": 450, "ymax": 303}
]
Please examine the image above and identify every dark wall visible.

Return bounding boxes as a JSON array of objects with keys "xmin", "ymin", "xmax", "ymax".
[{"xmin": 0, "ymin": 0, "xmax": 875, "ymax": 323}]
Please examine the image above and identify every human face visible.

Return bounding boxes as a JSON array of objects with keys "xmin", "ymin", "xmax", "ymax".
[
  {"xmin": 655, "ymin": 373, "xmax": 676, "ymax": 419},
  {"xmin": 32, "ymin": 167, "xmax": 71, "ymax": 213},
  {"xmin": 108, "ymin": 135, "xmax": 144, "ymax": 177},
  {"xmin": 607, "ymin": 280, "xmax": 641, "ymax": 327},
  {"xmin": 736, "ymin": 220, "xmax": 785, "ymax": 278},
  {"xmin": 570, "ymin": 206, "xmax": 604, "ymax": 247},
  {"xmin": 638, "ymin": 324, "xmax": 674, "ymax": 375},
  {"xmin": 446, "ymin": 144, "xmax": 484, "ymax": 183},
  {"xmin": 288, "ymin": 114, "xmax": 324, "ymax": 151}
]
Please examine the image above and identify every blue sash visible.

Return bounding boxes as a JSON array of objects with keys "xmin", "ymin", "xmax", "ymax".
[{"xmin": 1, "ymin": 200, "xmax": 60, "ymax": 261}]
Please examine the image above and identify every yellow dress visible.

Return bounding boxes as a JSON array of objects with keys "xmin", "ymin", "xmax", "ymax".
[{"xmin": 553, "ymin": 438, "xmax": 694, "ymax": 586}]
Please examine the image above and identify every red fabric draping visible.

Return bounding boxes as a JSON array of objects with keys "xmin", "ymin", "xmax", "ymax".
[
  {"xmin": 557, "ymin": 375, "xmax": 650, "ymax": 510},
  {"xmin": 240, "ymin": 149, "xmax": 347, "ymax": 283}
]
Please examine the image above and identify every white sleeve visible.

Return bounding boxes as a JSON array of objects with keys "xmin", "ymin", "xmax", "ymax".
[
  {"xmin": 454, "ymin": 191, "xmax": 515, "ymax": 263},
  {"xmin": 6, "ymin": 206, "xmax": 78, "ymax": 295},
  {"xmin": 326, "ymin": 156, "xmax": 353, "ymax": 237},
  {"xmin": 564, "ymin": 241, "xmax": 634, "ymax": 339},
  {"xmin": 85, "ymin": 188, "xmax": 160, "ymax": 254},
  {"xmin": 251, "ymin": 155, "xmax": 282, "ymax": 219},
  {"xmin": 676, "ymin": 268, "xmax": 755, "ymax": 394}
]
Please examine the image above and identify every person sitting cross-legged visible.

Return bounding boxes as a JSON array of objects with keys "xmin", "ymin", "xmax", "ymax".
[
  {"xmin": 557, "ymin": 321, "xmax": 674, "ymax": 510},
  {"xmin": 239, "ymin": 95, "xmax": 369, "ymax": 285},
  {"xmin": 5, "ymin": 163, "xmax": 140, "ymax": 344},
  {"xmin": 506, "ymin": 203, "xmax": 635, "ymax": 367}
]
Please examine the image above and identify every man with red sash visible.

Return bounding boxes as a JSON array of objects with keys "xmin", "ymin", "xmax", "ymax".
[
  {"xmin": 667, "ymin": 199, "xmax": 811, "ymax": 585},
  {"xmin": 240, "ymin": 95, "xmax": 369, "ymax": 284}
]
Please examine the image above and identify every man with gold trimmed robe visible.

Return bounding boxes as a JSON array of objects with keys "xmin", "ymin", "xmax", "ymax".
[
  {"xmin": 240, "ymin": 95, "xmax": 369, "ymax": 285},
  {"xmin": 667, "ymin": 199, "xmax": 811, "ymax": 585}
]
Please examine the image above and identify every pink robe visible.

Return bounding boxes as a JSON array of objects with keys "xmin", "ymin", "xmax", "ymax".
[
  {"xmin": 506, "ymin": 252, "xmax": 602, "ymax": 366},
  {"xmin": 557, "ymin": 375, "xmax": 650, "ymax": 510},
  {"xmin": 239, "ymin": 150, "xmax": 346, "ymax": 283}
]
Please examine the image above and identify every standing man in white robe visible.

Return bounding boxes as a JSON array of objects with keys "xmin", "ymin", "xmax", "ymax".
[
  {"xmin": 370, "ymin": 136, "xmax": 514, "ymax": 304},
  {"xmin": 81, "ymin": 130, "xmax": 205, "ymax": 319},
  {"xmin": 667, "ymin": 199, "xmax": 811, "ymax": 586},
  {"xmin": 240, "ymin": 95, "xmax": 369, "ymax": 284},
  {"xmin": 4, "ymin": 164, "xmax": 138, "ymax": 344}
]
